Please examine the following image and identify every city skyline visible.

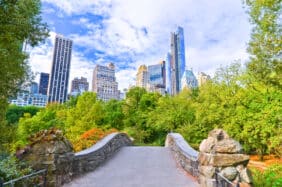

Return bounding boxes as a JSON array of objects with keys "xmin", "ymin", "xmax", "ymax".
[{"xmin": 28, "ymin": 0, "xmax": 251, "ymax": 91}]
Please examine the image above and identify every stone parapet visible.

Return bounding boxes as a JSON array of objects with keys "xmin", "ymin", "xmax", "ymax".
[
  {"xmin": 22, "ymin": 131, "xmax": 132, "ymax": 187},
  {"xmin": 165, "ymin": 133, "xmax": 199, "ymax": 178},
  {"xmin": 73, "ymin": 132, "xmax": 132, "ymax": 177}
]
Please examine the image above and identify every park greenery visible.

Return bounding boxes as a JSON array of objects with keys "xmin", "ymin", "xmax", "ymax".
[
  {"xmin": 0, "ymin": 0, "xmax": 281, "ymax": 184},
  {"xmin": 0, "ymin": 0, "xmax": 49, "ymax": 126}
]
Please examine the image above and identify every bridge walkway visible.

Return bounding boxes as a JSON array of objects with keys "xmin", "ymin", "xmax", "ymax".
[{"xmin": 65, "ymin": 146, "xmax": 198, "ymax": 187}]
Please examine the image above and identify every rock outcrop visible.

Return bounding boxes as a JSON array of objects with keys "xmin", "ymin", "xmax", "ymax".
[
  {"xmin": 21, "ymin": 128, "xmax": 74, "ymax": 187},
  {"xmin": 198, "ymin": 129, "xmax": 252, "ymax": 187}
]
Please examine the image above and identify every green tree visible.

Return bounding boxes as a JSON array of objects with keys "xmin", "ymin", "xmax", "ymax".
[
  {"xmin": 6, "ymin": 105, "xmax": 40, "ymax": 125},
  {"xmin": 104, "ymin": 99, "xmax": 124, "ymax": 130},
  {"xmin": 0, "ymin": 0, "xmax": 49, "ymax": 124},
  {"xmin": 244, "ymin": 0, "xmax": 282, "ymax": 87}
]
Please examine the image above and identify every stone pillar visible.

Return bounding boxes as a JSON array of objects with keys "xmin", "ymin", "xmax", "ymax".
[
  {"xmin": 198, "ymin": 129, "xmax": 252, "ymax": 187},
  {"xmin": 21, "ymin": 128, "xmax": 74, "ymax": 187}
]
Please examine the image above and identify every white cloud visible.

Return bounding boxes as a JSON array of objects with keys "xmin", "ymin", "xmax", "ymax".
[
  {"xmin": 31, "ymin": 0, "xmax": 252, "ymax": 91},
  {"xmin": 42, "ymin": 0, "xmax": 112, "ymax": 16}
]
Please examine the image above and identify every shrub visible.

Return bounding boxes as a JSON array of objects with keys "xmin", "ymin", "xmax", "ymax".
[
  {"xmin": 251, "ymin": 164, "xmax": 282, "ymax": 187},
  {"xmin": 72, "ymin": 128, "xmax": 117, "ymax": 152},
  {"xmin": 0, "ymin": 156, "xmax": 32, "ymax": 182}
]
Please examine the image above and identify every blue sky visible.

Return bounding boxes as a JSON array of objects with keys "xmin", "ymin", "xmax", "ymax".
[{"xmin": 29, "ymin": 0, "xmax": 251, "ymax": 90}]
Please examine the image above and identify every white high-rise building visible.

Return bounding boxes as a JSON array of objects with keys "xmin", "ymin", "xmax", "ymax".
[
  {"xmin": 92, "ymin": 63, "xmax": 119, "ymax": 101},
  {"xmin": 48, "ymin": 35, "xmax": 72, "ymax": 103},
  {"xmin": 197, "ymin": 72, "xmax": 211, "ymax": 86},
  {"xmin": 136, "ymin": 65, "xmax": 148, "ymax": 88}
]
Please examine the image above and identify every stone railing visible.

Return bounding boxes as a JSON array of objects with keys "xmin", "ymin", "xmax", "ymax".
[
  {"xmin": 72, "ymin": 132, "xmax": 132, "ymax": 177},
  {"xmin": 165, "ymin": 133, "xmax": 199, "ymax": 178},
  {"xmin": 21, "ymin": 131, "xmax": 132, "ymax": 187}
]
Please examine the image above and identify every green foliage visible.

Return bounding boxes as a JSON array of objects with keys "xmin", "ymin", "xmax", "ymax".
[
  {"xmin": 0, "ymin": 156, "xmax": 32, "ymax": 181},
  {"xmin": 0, "ymin": 0, "xmax": 49, "ymax": 124},
  {"xmin": 6, "ymin": 105, "xmax": 40, "ymax": 125},
  {"xmin": 104, "ymin": 99, "xmax": 124, "ymax": 129},
  {"xmin": 251, "ymin": 164, "xmax": 282, "ymax": 187},
  {"xmin": 15, "ymin": 103, "xmax": 64, "ymax": 148},
  {"xmin": 244, "ymin": 0, "xmax": 282, "ymax": 87}
]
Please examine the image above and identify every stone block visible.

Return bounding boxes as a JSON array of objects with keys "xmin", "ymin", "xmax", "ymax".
[
  {"xmin": 199, "ymin": 166, "xmax": 216, "ymax": 178},
  {"xmin": 238, "ymin": 168, "xmax": 253, "ymax": 183},
  {"xmin": 198, "ymin": 152, "xmax": 249, "ymax": 167},
  {"xmin": 208, "ymin": 129, "xmax": 229, "ymax": 141},
  {"xmin": 214, "ymin": 139, "xmax": 243, "ymax": 154},
  {"xmin": 199, "ymin": 137, "xmax": 216, "ymax": 153},
  {"xmin": 220, "ymin": 167, "xmax": 238, "ymax": 181}
]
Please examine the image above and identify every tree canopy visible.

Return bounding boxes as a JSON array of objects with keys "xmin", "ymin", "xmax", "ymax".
[{"xmin": 0, "ymin": 0, "xmax": 49, "ymax": 122}]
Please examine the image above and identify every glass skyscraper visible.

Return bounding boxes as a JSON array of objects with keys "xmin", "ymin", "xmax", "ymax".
[
  {"xmin": 39, "ymin": 72, "xmax": 49, "ymax": 95},
  {"xmin": 181, "ymin": 70, "xmax": 198, "ymax": 89},
  {"xmin": 147, "ymin": 61, "xmax": 166, "ymax": 94},
  {"xmin": 167, "ymin": 26, "xmax": 186, "ymax": 95},
  {"xmin": 148, "ymin": 61, "xmax": 165, "ymax": 86},
  {"xmin": 48, "ymin": 35, "xmax": 72, "ymax": 103}
]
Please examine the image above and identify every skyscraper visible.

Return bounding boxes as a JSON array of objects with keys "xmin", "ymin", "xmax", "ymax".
[
  {"xmin": 30, "ymin": 82, "xmax": 38, "ymax": 94},
  {"xmin": 165, "ymin": 53, "xmax": 172, "ymax": 94},
  {"xmin": 167, "ymin": 26, "xmax": 186, "ymax": 95},
  {"xmin": 136, "ymin": 65, "xmax": 148, "ymax": 88},
  {"xmin": 148, "ymin": 61, "xmax": 165, "ymax": 86},
  {"xmin": 39, "ymin": 72, "xmax": 49, "ymax": 95},
  {"xmin": 197, "ymin": 72, "xmax": 211, "ymax": 86},
  {"xmin": 181, "ymin": 70, "xmax": 198, "ymax": 89},
  {"xmin": 147, "ymin": 61, "xmax": 166, "ymax": 94},
  {"xmin": 71, "ymin": 77, "xmax": 89, "ymax": 95},
  {"xmin": 92, "ymin": 63, "xmax": 119, "ymax": 101},
  {"xmin": 48, "ymin": 35, "xmax": 72, "ymax": 103}
]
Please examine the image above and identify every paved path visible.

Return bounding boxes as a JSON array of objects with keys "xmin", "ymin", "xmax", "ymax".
[{"xmin": 65, "ymin": 146, "xmax": 199, "ymax": 187}]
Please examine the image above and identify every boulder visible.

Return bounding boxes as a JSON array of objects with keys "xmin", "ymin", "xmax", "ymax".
[
  {"xmin": 214, "ymin": 139, "xmax": 243, "ymax": 154},
  {"xmin": 237, "ymin": 166, "xmax": 253, "ymax": 183},
  {"xmin": 199, "ymin": 137, "xmax": 216, "ymax": 153},
  {"xmin": 208, "ymin": 129, "xmax": 229, "ymax": 141},
  {"xmin": 199, "ymin": 166, "xmax": 216, "ymax": 178},
  {"xmin": 198, "ymin": 152, "xmax": 249, "ymax": 167},
  {"xmin": 220, "ymin": 167, "xmax": 238, "ymax": 181}
]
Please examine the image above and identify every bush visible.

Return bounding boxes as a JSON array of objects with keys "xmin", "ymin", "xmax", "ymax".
[
  {"xmin": 72, "ymin": 128, "xmax": 117, "ymax": 152},
  {"xmin": 0, "ymin": 156, "xmax": 32, "ymax": 182},
  {"xmin": 251, "ymin": 164, "xmax": 282, "ymax": 187}
]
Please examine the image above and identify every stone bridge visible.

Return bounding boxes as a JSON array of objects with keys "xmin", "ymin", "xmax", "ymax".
[{"xmin": 23, "ymin": 129, "xmax": 252, "ymax": 187}]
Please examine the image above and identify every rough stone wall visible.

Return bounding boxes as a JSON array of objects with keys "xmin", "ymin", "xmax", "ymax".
[
  {"xmin": 22, "ymin": 131, "xmax": 132, "ymax": 187},
  {"xmin": 165, "ymin": 133, "xmax": 199, "ymax": 178},
  {"xmin": 198, "ymin": 129, "xmax": 252, "ymax": 187},
  {"xmin": 21, "ymin": 129, "xmax": 74, "ymax": 187},
  {"xmin": 72, "ymin": 132, "xmax": 132, "ymax": 177}
]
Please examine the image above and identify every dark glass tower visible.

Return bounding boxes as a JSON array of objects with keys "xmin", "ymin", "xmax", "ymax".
[
  {"xmin": 48, "ymin": 35, "xmax": 72, "ymax": 103},
  {"xmin": 168, "ymin": 26, "xmax": 186, "ymax": 95},
  {"xmin": 39, "ymin": 72, "xmax": 49, "ymax": 95}
]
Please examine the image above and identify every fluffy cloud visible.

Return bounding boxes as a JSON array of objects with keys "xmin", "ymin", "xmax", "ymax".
[{"xmin": 29, "ymin": 0, "xmax": 252, "ymax": 91}]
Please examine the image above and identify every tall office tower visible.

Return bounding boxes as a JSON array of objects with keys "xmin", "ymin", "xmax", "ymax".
[
  {"xmin": 92, "ymin": 63, "xmax": 119, "ymax": 101},
  {"xmin": 30, "ymin": 82, "xmax": 38, "ymax": 94},
  {"xmin": 165, "ymin": 53, "xmax": 172, "ymax": 94},
  {"xmin": 48, "ymin": 35, "xmax": 72, "ymax": 103},
  {"xmin": 169, "ymin": 26, "xmax": 186, "ymax": 95},
  {"xmin": 39, "ymin": 72, "xmax": 49, "ymax": 95},
  {"xmin": 148, "ymin": 61, "xmax": 165, "ymax": 86},
  {"xmin": 147, "ymin": 61, "xmax": 166, "ymax": 94},
  {"xmin": 71, "ymin": 77, "xmax": 89, "ymax": 95},
  {"xmin": 136, "ymin": 65, "xmax": 148, "ymax": 88},
  {"xmin": 181, "ymin": 70, "xmax": 198, "ymax": 89},
  {"xmin": 197, "ymin": 72, "xmax": 211, "ymax": 86}
]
